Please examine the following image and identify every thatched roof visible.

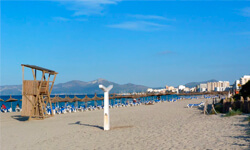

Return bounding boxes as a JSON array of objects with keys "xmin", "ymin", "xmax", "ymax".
[
  {"xmin": 59, "ymin": 96, "xmax": 71, "ymax": 102},
  {"xmin": 92, "ymin": 93, "xmax": 103, "ymax": 101},
  {"xmin": 131, "ymin": 95, "xmax": 141, "ymax": 99},
  {"xmin": 122, "ymin": 95, "xmax": 133, "ymax": 99},
  {"xmin": 114, "ymin": 95, "xmax": 123, "ymax": 99},
  {"xmin": 109, "ymin": 95, "xmax": 116, "ymax": 99},
  {"xmin": 51, "ymin": 96, "xmax": 62, "ymax": 103},
  {"xmin": 0, "ymin": 98, "xmax": 4, "ymax": 101},
  {"xmin": 72, "ymin": 95, "xmax": 81, "ymax": 102},
  {"xmin": 82, "ymin": 95, "xmax": 92, "ymax": 102},
  {"xmin": 5, "ymin": 95, "xmax": 18, "ymax": 102}
]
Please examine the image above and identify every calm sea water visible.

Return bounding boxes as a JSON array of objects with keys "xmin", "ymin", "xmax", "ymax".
[{"xmin": 0, "ymin": 94, "xmax": 187, "ymax": 110}]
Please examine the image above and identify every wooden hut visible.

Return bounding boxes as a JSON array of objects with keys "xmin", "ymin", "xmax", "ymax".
[{"xmin": 21, "ymin": 64, "xmax": 58, "ymax": 120}]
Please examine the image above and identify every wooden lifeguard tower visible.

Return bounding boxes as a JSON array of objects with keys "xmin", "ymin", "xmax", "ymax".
[{"xmin": 21, "ymin": 64, "xmax": 58, "ymax": 120}]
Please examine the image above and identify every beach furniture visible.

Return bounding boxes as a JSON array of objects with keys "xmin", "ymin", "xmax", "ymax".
[
  {"xmin": 5, "ymin": 95, "xmax": 18, "ymax": 111},
  {"xmin": 15, "ymin": 107, "xmax": 22, "ymax": 112},
  {"xmin": 7, "ymin": 107, "xmax": 12, "ymax": 112},
  {"xmin": 1, "ymin": 109, "xmax": 7, "ymax": 113},
  {"xmin": 78, "ymin": 106, "xmax": 85, "ymax": 112},
  {"xmin": 60, "ymin": 107, "xmax": 66, "ymax": 114},
  {"xmin": 21, "ymin": 64, "xmax": 58, "ymax": 120},
  {"xmin": 187, "ymin": 102, "xmax": 204, "ymax": 108}
]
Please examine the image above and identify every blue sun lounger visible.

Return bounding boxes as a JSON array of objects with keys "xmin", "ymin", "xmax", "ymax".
[{"xmin": 187, "ymin": 102, "xmax": 204, "ymax": 108}]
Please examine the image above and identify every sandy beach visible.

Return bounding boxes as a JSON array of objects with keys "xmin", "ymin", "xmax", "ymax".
[{"xmin": 1, "ymin": 98, "xmax": 249, "ymax": 150}]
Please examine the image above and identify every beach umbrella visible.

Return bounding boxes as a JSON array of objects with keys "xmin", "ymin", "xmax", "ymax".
[
  {"xmin": 122, "ymin": 95, "xmax": 132, "ymax": 99},
  {"xmin": 91, "ymin": 93, "xmax": 103, "ymax": 101},
  {"xmin": 63, "ymin": 95, "xmax": 72, "ymax": 102},
  {"xmin": 5, "ymin": 95, "xmax": 18, "ymax": 102},
  {"xmin": 72, "ymin": 95, "xmax": 81, "ymax": 102},
  {"xmin": 51, "ymin": 95, "xmax": 62, "ymax": 103},
  {"xmin": 5, "ymin": 95, "xmax": 18, "ymax": 109},
  {"xmin": 82, "ymin": 95, "xmax": 92, "ymax": 108},
  {"xmin": 59, "ymin": 96, "xmax": 71, "ymax": 103},
  {"xmin": 72, "ymin": 95, "xmax": 81, "ymax": 107},
  {"xmin": 109, "ymin": 94, "xmax": 116, "ymax": 105},
  {"xmin": 92, "ymin": 93, "xmax": 103, "ymax": 107}
]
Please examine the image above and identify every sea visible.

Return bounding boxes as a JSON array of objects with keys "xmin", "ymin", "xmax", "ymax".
[{"xmin": 0, "ymin": 94, "xmax": 189, "ymax": 110}]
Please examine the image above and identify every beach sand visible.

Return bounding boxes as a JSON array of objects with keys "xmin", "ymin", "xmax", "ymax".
[{"xmin": 1, "ymin": 98, "xmax": 249, "ymax": 150}]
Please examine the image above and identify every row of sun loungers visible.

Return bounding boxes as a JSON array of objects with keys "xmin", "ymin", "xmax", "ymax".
[
  {"xmin": 1, "ymin": 95, "xmax": 217, "ymax": 113},
  {"xmin": 44, "ymin": 97, "xmax": 196, "ymax": 115}
]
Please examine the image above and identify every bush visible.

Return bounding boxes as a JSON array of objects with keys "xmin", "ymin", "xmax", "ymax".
[
  {"xmin": 247, "ymin": 116, "xmax": 250, "ymax": 122},
  {"xmin": 233, "ymin": 94, "xmax": 241, "ymax": 101},
  {"xmin": 225, "ymin": 110, "xmax": 242, "ymax": 117},
  {"xmin": 214, "ymin": 103, "xmax": 223, "ymax": 113},
  {"xmin": 240, "ymin": 81, "xmax": 250, "ymax": 99}
]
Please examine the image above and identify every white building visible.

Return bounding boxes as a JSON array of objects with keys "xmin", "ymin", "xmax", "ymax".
[
  {"xmin": 198, "ymin": 83, "xmax": 207, "ymax": 92},
  {"xmin": 207, "ymin": 81, "xmax": 230, "ymax": 92},
  {"xmin": 178, "ymin": 85, "xmax": 186, "ymax": 91},
  {"xmin": 147, "ymin": 88, "xmax": 154, "ymax": 92},
  {"xmin": 233, "ymin": 80, "xmax": 240, "ymax": 91},
  {"xmin": 183, "ymin": 87, "xmax": 190, "ymax": 92},
  {"xmin": 190, "ymin": 87, "xmax": 196, "ymax": 92},
  {"xmin": 147, "ymin": 88, "xmax": 166, "ymax": 93},
  {"xmin": 240, "ymin": 75, "xmax": 250, "ymax": 85}
]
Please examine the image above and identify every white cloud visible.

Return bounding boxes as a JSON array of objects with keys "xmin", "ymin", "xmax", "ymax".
[
  {"xmin": 57, "ymin": 0, "xmax": 121, "ymax": 16},
  {"xmin": 107, "ymin": 21, "xmax": 168, "ymax": 31},
  {"xmin": 128, "ymin": 14, "xmax": 175, "ymax": 21},
  {"xmin": 53, "ymin": 17, "xmax": 88, "ymax": 22}
]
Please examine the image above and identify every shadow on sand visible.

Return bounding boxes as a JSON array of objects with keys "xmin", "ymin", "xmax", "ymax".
[
  {"xmin": 69, "ymin": 121, "xmax": 104, "ymax": 130},
  {"xmin": 68, "ymin": 121, "xmax": 134, "ymax": 130},
  {"xmin": 11, "ymin": 115, "xmax": 29, "ymax": 121},
  {"xmin": 225, "ymin": 119, "xmax": 250, "ymax": 149}
]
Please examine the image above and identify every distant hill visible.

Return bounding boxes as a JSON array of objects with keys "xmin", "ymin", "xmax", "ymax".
[
  {"xmin": 0, "ymin": 78, "xmax": 149, "ymax": 95},
  {"xmin": 185, "ymin": 79, "xmax": 218, "ymax": 88}
]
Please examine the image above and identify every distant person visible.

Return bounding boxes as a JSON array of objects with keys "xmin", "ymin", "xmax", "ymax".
[
  {"xmin": 15, "ymin": 104, "xmax": 21, "ymax": 112},
  {"xmin": 1, "ymin": 104, "xmax": 6, "ymax": 109},
  {"xmin": 126, "ymin": 100, "xmax": 129, "ymax": 104},
  {"xmin": 133, "ymin": 99, "xmax": 137, "ymax": 103}
]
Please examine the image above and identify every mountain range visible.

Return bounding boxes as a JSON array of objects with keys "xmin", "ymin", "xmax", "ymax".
[
  {"xmin": 0, "ymin": 78, "xmax": 149, "ymax": 95},
  {"xmin": 0, "ymin": 78, "xmax": 218, "ymax": 95}
]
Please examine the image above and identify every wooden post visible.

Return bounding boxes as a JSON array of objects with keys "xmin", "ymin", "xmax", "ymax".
[
  {"xmin": 240, "ymin": 96, "xmax": 244, "ymax": 112},
  {"xmin": 204, "ymin": 100, "xmax": 208, "ymax": 115},
  {"xmin": 32, "ymin": 69, "xmax": 36, "ymax": 81},
  {"xmin": 37, "ymin": 71, "xmax": 45, "ymax": 119}
]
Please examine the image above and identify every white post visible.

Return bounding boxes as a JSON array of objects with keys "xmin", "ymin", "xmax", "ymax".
[{"xmin": 99, "ymin": 85, "xmax": 113, "ymax": 131}]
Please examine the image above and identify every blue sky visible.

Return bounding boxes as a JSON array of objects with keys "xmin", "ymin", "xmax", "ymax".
[{"xmin": 1, "ymin": 0, "xmax": 250, "ymax": 87}]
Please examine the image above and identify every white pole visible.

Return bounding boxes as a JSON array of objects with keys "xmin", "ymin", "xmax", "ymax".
[{"xmin": 99, "ymin": 85, "xmax": 113, "ymax": 131}]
